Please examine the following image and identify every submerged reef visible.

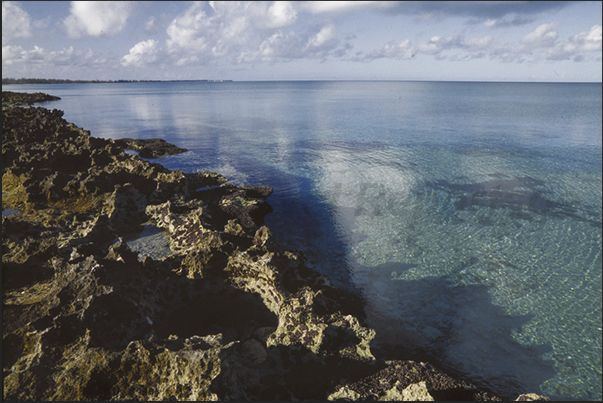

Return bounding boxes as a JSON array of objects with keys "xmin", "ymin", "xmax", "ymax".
[{"xmin": 2, "ymin": 92, "xmax": 550, "ymax": 401}]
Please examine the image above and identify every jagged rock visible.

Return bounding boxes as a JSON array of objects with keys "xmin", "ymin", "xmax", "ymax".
[
  {"xmin": 2, "ymin": 94, "xmax": 550, "ymax": 401},
  {"xmin": 401, "ymin": 381, "xmax": 435, "ymax": 401},
  {"xmin": 2, "ymin": 91, "xmax": 61, "ymax": 108},
  {"xmin": 218, "ymin": 185, "xmax": 274, "ymax": 229},
  {"xmin": 327, "ymin": 360, "xmax": 502, "ymax": 401},
  {"xmin": 114, "ymin": 137, "xmax": 188, "ymax": 158},
  {"xmin": 515, "ymin": 393, "xmax": 551, "ymax": 401}
]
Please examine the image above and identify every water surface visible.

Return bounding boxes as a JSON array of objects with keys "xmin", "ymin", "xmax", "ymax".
[{"xmin": 4, "ymin": 80, "xmax": 601, "ymax": 400}]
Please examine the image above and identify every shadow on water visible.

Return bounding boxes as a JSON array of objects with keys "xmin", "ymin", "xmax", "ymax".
[
  {"xmin": 164, "ymin": 148, "xmax": 566, "ymax": 399},
  {"xmin": 260, "ymin": 165, "xmax": 559, "ymax": 399},
  {"xmin": 263, "ymin": 171, "xmax": 356, "ymax": 289},
  {"xmin": 359, "ymin": 266, "xmax": 556, "ymax": 400}
]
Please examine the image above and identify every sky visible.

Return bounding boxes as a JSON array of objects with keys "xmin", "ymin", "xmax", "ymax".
[{"xmin": 2, "ymin": 1, "xmax": 602, "ymax": 82}]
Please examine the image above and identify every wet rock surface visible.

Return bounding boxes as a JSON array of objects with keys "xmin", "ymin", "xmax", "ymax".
[{"xmin": 2, "ymin": 92, "xmax": 550, "ymax": 401}]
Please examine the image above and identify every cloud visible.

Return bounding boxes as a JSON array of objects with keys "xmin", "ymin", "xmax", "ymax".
[
  {"xmin": 386, "ymin": 1, "xmax": 574, "ymax": 24},
  {"xmin": 144, "ymin": 16, "xmax": 158, "ymax": 34},
  {"xmin": 266, "ymin": 1, "xmax": 298, "ymax": 28},
  {"xmin": 522, "ymin": 22, "xmax": 559, "ymax": 49},
  {"xmin": 63, "ymin": 1, "xmax": 133, "ymax": 38},
  {"xmin": 357, "ymin": 18, "xmax": 600, "ymax": 65},
  {"xmin": 165, "ymin": 1, "xmax": 349, "ymax": 65},
  {"xmin": 121, "ymin": 39, "xmax": 160, "ymax": 67},
  {"xmin": 2, "ymin": 1, "xmax": 32, "ymax": 45},
  {"xmin": 357, "ymin": 33, "xmax": 493, "ymax": 61},
  {"xmin": 1, "ymin": 44, "xmax": 98, "ymax": 67},
  {"xmin": 304, "ymin": 24, "xmax": 339, "ymax": 55},
  {"xmin": 357, "ymin": 39, "xmax": 415, "ymax": 61},
  {"xmin": 543, "ymin": 24, "xmax": 602, "ymax": 61},
  {"xmin": 246, "ymin": 23, "xmax": 350, "ymax": 63},
  {"xmin": 493, "ymin": 23, "xmax": 602, "ymax": 63},
  {"xmin": 2, "ymin": 44, "xmax": 24, "ymax": 64},
  {"xmin": 418, "ymin": 35, "xmax": 464, "ymax": 55},
  {"xmin": 569, "ymin": 24, "xmax": 602, "ymax": 52},
  {"xmin": 480, "ymin": 15, "xmax": 536, "ymax": 28},
  {"xmin": 300, "ymin": 1, "xmax": 395, "ymax": 14}
]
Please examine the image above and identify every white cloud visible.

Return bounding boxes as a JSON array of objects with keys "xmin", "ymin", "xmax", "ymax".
[
  {"xmin": 304, "ymin": 24, "xmax": 338, "ymax": 54},
  {"xmin": 266, "ymin": 1, "xmax": 297, "ymax": 28},
  {"xmin": 1, "ymin": 44, "xmax": 98, "ymax": 67},
  {"xmin": 2, "ymin": 1, "xmax": 32, "ymax": 45},
  {"xmin": 386, "ymin": 1, "xmax": 572, "ymax": 24},
  {"xmin": 359, "ymin": 39, "xmax": 415, "ymax": 61},
  {"xmin": 121, "ymin": 39, "xmax": 160, "ymax": 67},
  {"xmin": 418, "ymin": 35, "xmax": 463, "ymax": 55},
  {"xmin": 522, "ymin": 22, "xmax": 559, "ymax": 49},
  {"xmin": 145, "ymin": 16, "xmax": 157, "ymax": 33},
  {"xmin": 165, "ymin": 1, "xmax": 349, "ymax": 65},
  {"xmin": 2, "ymin": 44, "xmax": 24, "ymax": 64},
  {"xmin": 494, "ymin": 23, "xmax": 602, "ymax": 63},
  {"xmin": 464, "ymin": 35, "xmax": 494, "ymax": 51},
  {"xmin": 256, "ymin": 30, "xmax": 303, "ymax": 60},
  {"xmin": 248, "ymin": 23, "xmax": 348, "ymax": 62},
  {"xmin": 300, "ymin": 1, "xmax": 394, "ymax": 14},
  {"xmin": 358, "ymin": 33, "xmax": 493, "ymax": 62},
  {"xmin": 165, "ymin": 3, "xmax": 211, "ymax": 54},
  {"xmin": 543, "ymin": 25, "xmax": 602, "ymax": 61},
  {"xmin": 358, "ymin": 19, "xmax": 600, "ymax": 66},
  {"xmin": 569, "ymin": 24, "xmax": 602, "ymax": 52},
  {"xmin": 480, "ymin": 15, "xmax": 535, "ymax": 28},
  {"xmin": 418, "ymin": 33, "xmax": 494, "ymax": 57},
  {"xmin": 63, "ymin": 1, "xmax": 133, "ymax": 38}
]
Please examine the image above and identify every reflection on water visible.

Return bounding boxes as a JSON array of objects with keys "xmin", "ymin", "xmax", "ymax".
[{"xmin": 4, "ymin": 81, "xmax": 601, "ymax": 400}]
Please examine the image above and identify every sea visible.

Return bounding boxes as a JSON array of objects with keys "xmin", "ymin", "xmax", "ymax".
[{"xmin": 3, "ymin": 80, "xmax": 601, "ymax": 400}]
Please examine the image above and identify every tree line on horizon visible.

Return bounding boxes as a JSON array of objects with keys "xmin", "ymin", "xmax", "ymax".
[{"xmin": 2, "ymin": 78, "xmax": 232, "ymax": 85}]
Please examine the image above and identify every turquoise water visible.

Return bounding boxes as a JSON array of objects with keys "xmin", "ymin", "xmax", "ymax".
[{"xmin": 4, "ymin": 81, "xmax": 601, "ymax": 400}]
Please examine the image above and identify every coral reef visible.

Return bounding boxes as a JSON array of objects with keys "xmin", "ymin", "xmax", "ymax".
[{"xmin": 2, "ymin": 92, "xmax": 550, "ymax": 401}]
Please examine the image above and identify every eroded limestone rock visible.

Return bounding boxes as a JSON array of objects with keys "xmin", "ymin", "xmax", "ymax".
[{"xmin": 2, "ymin": 94, "xmax": 550, "ymax": 401}]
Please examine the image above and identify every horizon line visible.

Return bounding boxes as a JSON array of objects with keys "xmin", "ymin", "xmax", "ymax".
[{"xmin": 2, "ymin": 77, "xmax": 602, "ymax": 85}]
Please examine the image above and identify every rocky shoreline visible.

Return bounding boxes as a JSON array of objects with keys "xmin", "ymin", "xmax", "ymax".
[{"xmin": 2, "ymin": 91, "xmax": 549, "ymax": 401}]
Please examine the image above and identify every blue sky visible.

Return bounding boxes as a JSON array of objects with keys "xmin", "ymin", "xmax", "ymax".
[{"xmin": 2, "ymin": 1, "xmax": 602, "ymax": 82}]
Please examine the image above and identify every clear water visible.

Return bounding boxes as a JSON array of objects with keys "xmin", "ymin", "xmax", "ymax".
[{"xmin": 4, "ymin": 81, "xmax": 601, "ymax": 400}]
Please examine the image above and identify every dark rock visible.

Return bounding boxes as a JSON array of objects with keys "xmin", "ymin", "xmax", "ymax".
[
  {"xmin": 114, "ymin": 137, "xmax": 188, "ymax": 158},
  {"xmin": 2, "ymin": 91, "xmax": 61, "ymax": 108}
]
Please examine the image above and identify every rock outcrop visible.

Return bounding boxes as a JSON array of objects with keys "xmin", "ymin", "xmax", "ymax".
[
  {"xmin": 114, "ymin": 138, "xmax": 188, "ymax": 158},
  {"xmin": 2, "ymin": 91, "xmax": 61, "ymax": 109},
  {"xmin": 2, "ymin": 92, "xmax": 550, "ymax": 401}
]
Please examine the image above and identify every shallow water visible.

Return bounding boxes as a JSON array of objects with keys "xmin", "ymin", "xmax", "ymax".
[
  {"xmin": 4, "ymin": 80, "xmax": 601, "ymax": 400},
  {"xmin": 124, "ymin": 225, "xmax": 172, "ymax": 261}
]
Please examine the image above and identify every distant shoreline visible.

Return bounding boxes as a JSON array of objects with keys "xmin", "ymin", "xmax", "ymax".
[
  {"xmin": 1, "ymin": 78, "xmax": 233, "ymax": 85},
  {"xmin": 3, "ymin": 78, "xmax": 600, "ymax": 86}
]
